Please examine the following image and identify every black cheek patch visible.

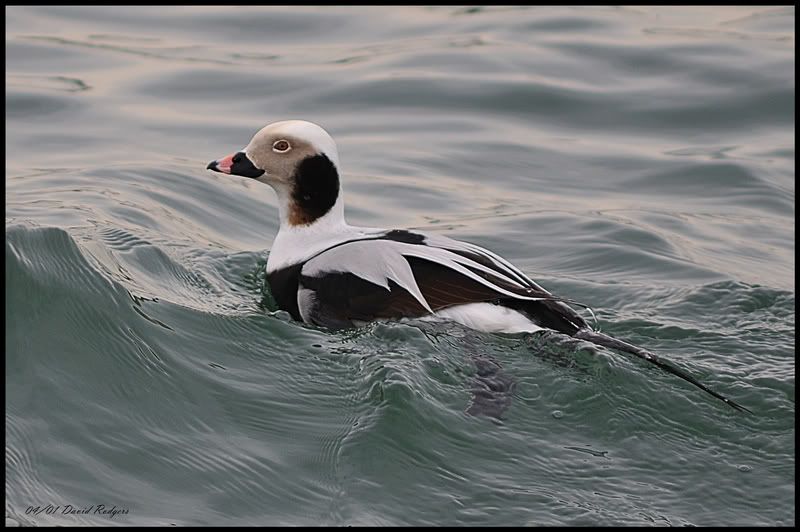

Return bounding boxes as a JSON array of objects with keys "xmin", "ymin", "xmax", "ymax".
[{"xmin": 291, "ymin": 154, "xmax": 340, "ymax": 224}]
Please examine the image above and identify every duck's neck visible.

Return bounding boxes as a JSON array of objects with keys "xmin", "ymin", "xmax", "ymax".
[
  {"xmin": 267, "ymin": 185, "xmax": 355, "ymax": 273},
  {"xmin": 272, "ymin": 180, "xmax": 347, "ymax": 232}
]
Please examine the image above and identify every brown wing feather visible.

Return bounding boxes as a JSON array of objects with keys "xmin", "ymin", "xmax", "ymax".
[{"xmin": 405, "ymin": 256, "xmax": 587, "ymax": 334}]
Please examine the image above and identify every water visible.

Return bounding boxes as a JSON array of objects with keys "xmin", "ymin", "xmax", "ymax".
[{"xmin": 5, "ymin": 5, "xmax": 795, "ymax": 526}]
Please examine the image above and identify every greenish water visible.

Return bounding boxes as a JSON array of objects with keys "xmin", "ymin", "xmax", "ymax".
[{"xmin": 5, "ymin": 5, "xmax": 794, "ymax": 526}]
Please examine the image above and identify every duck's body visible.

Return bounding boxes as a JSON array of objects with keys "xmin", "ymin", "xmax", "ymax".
[
  {"xmin": 207, "ymin": 119, "xmax": 749, "ymax": 413},
  {"xmin": 266, "ymin": 224, "xmax": 584, "ymax": 334}
]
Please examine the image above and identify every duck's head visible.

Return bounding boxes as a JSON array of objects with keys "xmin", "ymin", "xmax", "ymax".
[{"xmin": 207, "ymin": 120, "xmax": 343, "ymax": 227}]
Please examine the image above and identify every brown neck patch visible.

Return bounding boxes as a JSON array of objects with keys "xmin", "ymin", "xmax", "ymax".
[{"xmin": 288, "ymin": 200, "xmax": 319, "ymax": 226}]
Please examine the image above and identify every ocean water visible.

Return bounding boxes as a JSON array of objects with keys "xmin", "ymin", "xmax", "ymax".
[{"xmin": 5, "ymin": 5, "xmax": 794, "ymax": 526}]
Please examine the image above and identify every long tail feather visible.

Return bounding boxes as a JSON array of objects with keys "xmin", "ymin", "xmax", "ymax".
[{"xmin": 573, "ymin": 328, "xmax": 751, "ymax": 413}]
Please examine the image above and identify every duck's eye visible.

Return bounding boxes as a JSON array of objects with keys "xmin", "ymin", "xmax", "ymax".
[{"xmin": 272, "ymin": 139, "xmax": 291, "ymax": 153}]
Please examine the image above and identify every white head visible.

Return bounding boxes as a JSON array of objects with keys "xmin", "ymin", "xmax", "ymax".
[{"xmin": 207, "ymin": 120, "xmax": 344, "ymax": 228}]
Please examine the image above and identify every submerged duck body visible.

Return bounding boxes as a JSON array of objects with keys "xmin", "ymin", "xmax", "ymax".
[{"xmin": 207, "ymin": 119, "xmax": 749, "ymax": 413}]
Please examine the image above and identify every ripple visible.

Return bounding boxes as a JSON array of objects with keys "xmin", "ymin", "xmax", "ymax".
[
  {"xmin": 22, "ymin": 35, "xmax": 235, "ymax": 66},
  {"xmin": 5, "ymin": 91, "xmax": 81, "ymax": 119},
  {"xmin": 6, "ymin": 74, "xmax": 91, "ymax": 92}
]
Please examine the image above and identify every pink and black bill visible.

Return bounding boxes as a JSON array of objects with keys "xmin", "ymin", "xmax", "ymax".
[{"xmin": 207, "ymin": 152, "xmax": 264, "ymax": 178}]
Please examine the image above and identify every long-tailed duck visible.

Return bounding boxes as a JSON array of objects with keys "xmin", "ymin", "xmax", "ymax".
[{"xmin": 207, "ymin": 119, "xmax": 749, "ymax": 413}]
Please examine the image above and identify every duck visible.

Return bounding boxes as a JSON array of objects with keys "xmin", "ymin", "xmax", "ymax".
[{"xmin": 207, "ymin": 119, "xmax": 749, "ymax": 413}]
